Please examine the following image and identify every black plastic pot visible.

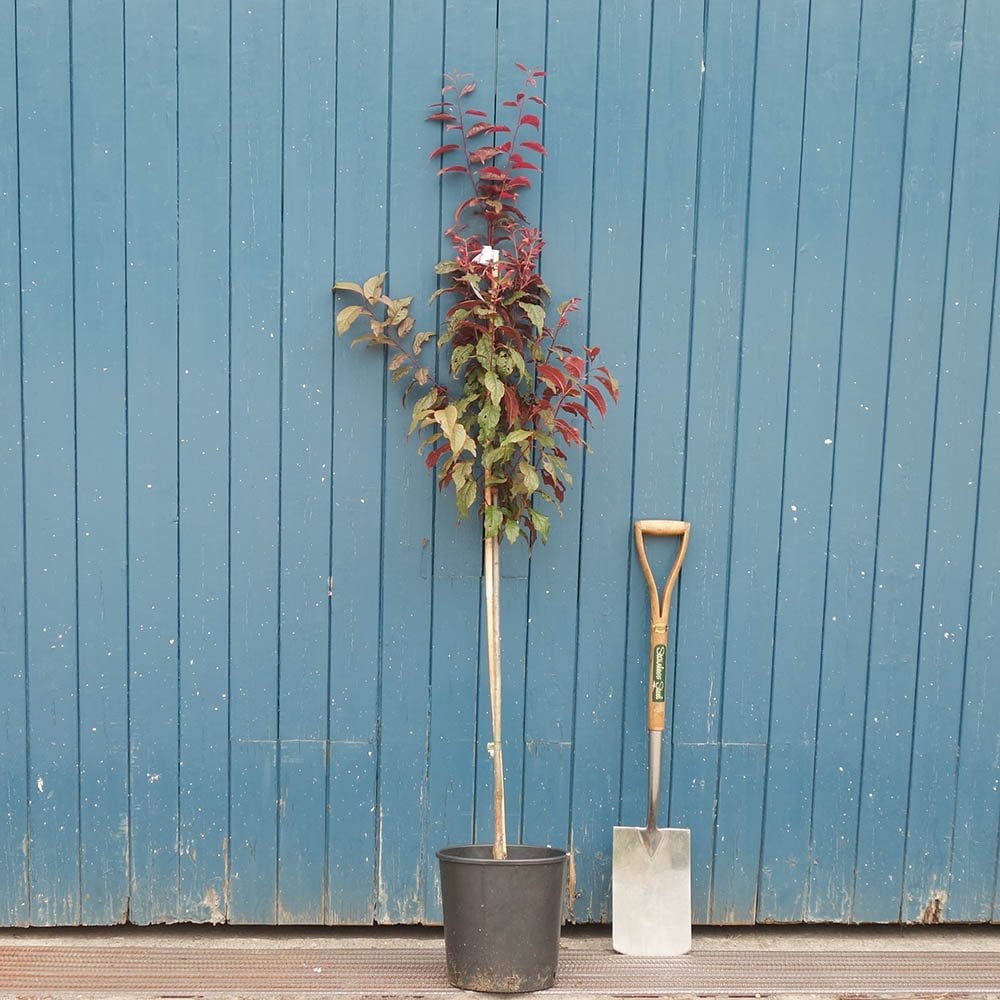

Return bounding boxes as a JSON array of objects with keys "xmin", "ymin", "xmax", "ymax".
[{"xmin": 437, "ymin": 844, "xmax": 569, "ymax": 993}]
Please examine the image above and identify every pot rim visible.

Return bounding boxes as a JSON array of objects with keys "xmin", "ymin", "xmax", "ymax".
[{"xmin": 437, "ymin": 844, "xmax": 568, "ymax": 865}]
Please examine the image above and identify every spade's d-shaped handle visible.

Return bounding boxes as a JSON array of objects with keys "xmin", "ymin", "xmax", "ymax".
[{"xmin": 633, "ymin": 520, "xmax": 690, "ymax": 734}]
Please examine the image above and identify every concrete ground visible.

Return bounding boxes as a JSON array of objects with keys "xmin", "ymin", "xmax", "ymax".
[{"xmin": 0, "ymin": 923, "xmax": 998, "ymax": 1000}]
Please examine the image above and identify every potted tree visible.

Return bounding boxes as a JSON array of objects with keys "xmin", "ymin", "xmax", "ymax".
[{"xmin": 334, "ymin": 67, "xmax": 618, "ymax": 993}]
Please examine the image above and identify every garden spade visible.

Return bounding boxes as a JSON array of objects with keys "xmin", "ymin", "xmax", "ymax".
[{"xmin": 613, "ymin": 519, "xmax": 692, "ymax": 956}]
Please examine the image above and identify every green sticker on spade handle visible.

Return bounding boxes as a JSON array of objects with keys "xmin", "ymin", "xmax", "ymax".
[{"xmin": 652, "ymin": 644, "xmax": 666, "ymax": 702}]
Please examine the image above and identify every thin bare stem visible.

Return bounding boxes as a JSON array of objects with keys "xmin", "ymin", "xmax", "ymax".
[{"xmin": 483, "ymin": 487, "xmax": 507, "ymax": 860}]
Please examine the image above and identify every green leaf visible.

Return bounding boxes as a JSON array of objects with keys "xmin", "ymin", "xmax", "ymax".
[
  {"xmin": 478, "ymin": 402, "xmax": 500, "ymax": 437},
  {"xmin": 501, "ymin": 428, "xmax": 533, "ymax": 446},
  {"xmin": 484, "ymin": 505, "xmax": 503, "ymax": 538},
  {"xmin": 336, "ymin": 304, "xmax": 365, "ymax": 335},
  {"xmin": 450, "ymin": 344, "xmax": 474, "ymax": 375},
  {"xmin": 417, "ymin": 430, "xmax": 444, "ymax": 454},
  {"xmin": 482, "ymin": 443, "xmax": 513, "ymax": 471},
  {"xmin": 507, "ymin": 349, "xmax": 527, "ymax": 379},
  {"xmin": 387, "ymin": 296, "xmax": 413, "ymax": 326},
  {"xmin": 504, "ymin": 520, "xmax": 521, "ymax": 545},
  {"xmin": 484, "ymin": 371, "xmax": 504, "ymax": 406},
  {"xmin": 437, "ymin": 403, "xmax": 460, "ymax": 442},
  {"xmin": 475, "ymin": 333, "xmax": 494, "ymax": 368},
  {"xmin": 457, "ymin": 478, "xmax": 477, "ymax": 517},
  {"xmin": 413, "ymin": 330, "xmax": 436, "ymax": 354},
  {"xmin": 519, "ymin": 460, "xmax": 540, "ymax": 494},
  {"xmin": 451, "ymin": 459, "xmax": 472, "ymax": 490},
  {"xmin": 435, "ymin": 259, "xmax": 462, "ymax": 275},
  {"xmin": 529, "ymin": 509, "xmax": 550, "ymax": 544},
  {"xmin": 409, "ymin": 389, "xmax": 440, "ymax": 434},
  {"xmin": 522, "ymin": 301, "xmax": 546, "ymax": 332},
  {"xmin": 363, "ymin": 272, "xmax": 387, "ymax": 303},
  {"xmin": 452, "ymin": 422, "xmax": 468, "ymax": 456}
]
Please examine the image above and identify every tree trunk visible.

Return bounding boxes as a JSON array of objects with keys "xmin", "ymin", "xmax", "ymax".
[{"xmin": 483, "ymin": 489, "xmax": 507, "ymax": 860}]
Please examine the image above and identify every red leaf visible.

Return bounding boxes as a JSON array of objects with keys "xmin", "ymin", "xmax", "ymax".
[
  {"xmin": 537, "ymin": 363, "xmax": 567, "ymax": 393},
  {"xmin": 466, "ymin": 121, "xmax": 498, "ymax": 138},
  {"xmin": 426, "ymin": 443, "xmax": 450, "ymax": 468},
  {"xmin": 426, "ymin": 112, "xmax": 457, "ymax": 123},
  {"xmin": 438, "ymin": 164, "xmax": 469, "ymax": 176},
  {"xmin": 528, "ymin": 95, "xmax": 546, "ymax": 105},
  {"xmin": 519, "ymin": 113, "xmax": 541, "ymax": 129},
  {"xmin": 520, "ymin": 140, "xmax": 547, "ymax": 156},
  {"xmin": 502, "ymin": 384, "xmax": 522, "ymax": 426},
  {"xmin": 595, "ymin": 372, "xmax": 620, "ymax": 403},
  {"xmin": 460, "ymin": 82, "xmax": 477, "ymax": 96},
  {"xmin": 584, "ymin": 345, "xmax": 601, "ymax": 360},
  {"xmin": 453, "ymin": 196, "xmax": 479, "ymax": 223},
  {"xmin": 515, "ymin": 62, "xmax": 529, "ymax": 72},
  {"xmin": 430, "ymin": 143, "xmax": 460, "ymax": 159},
  {"xmin": 540, "ymin": 469, "xmax": 566, "ymax": 503},
  {"xmin": 532, "ymin": 70, "xmax": 546, "ymax": 78},
  {"xmin": 469, "ymin": 146, "xmax": 505, "ymax": 164},
  {"xmin": 509, "ymin": 153, "xmax": 540, "ymax": 172},
  {"xmin": 464, "ymin": 108, "xmax": 488, "ymax": 118},
  {"xmin": 554, "ymin": 419, "xmax": 583, "ymax": 446},
  {"xmin": 582, "ymin": 383, "xmax": 608, "ymax": 417},
  {"xmin": 479, "ymin": 167, "xmax": 509, "ymax": 181},
  {"xmin": 563, "ymin": 355, "xmax": 585, "ymax": 379},
  {"xmin": 561, "ymin": 400, "xmax": 592, "ymax": 423}
]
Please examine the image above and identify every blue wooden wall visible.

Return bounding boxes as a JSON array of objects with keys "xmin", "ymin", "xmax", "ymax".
[{"xmin": 1, "ymin": 0, "xmax": 997, "ymax": 926}]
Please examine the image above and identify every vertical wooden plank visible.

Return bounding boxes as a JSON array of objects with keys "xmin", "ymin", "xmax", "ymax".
[
  {"xmin": 228, "ymin": 0, "xmax": 283, "ymax": 925},
  {"xmin": 807, "ymin": 0, "xmax": 911, "ymax": 924},
  {"xmin": 376, "ymin": 0, "xmax": 442, "ymax": 925},
  {"xmin": 0, "ymin": 0, "xmax": 29, "ymax": 928},
  {"xmin": 974, "ymin": 245, "xmax": 1000, "ymax": 925},
  {"xmin": 421, "ymin": 0, "xmax": 495, "ymax": 918},
  {"xmin": 176, "ymin": 0, "xmax": 231, "ymax": 923},
  {"xmin": 569, "ymin": 0, "xmax": 652, "ymax": 923},
  {"xmin": 903, "ymin": 0, "xmax": 996, "ymax": 923},
  {"xmin": 672, "ymin": 0, "xmax": 755, "ymax": 924},
  {"xmin": 124, "ymin": 0, "xmax": 180, "ymax": 925},
  {"xmin": 779, "ymin": 3, "xmax": 862, "ymax": 924},
  {"xmin": 712, "ymin": 0, "xmax": 808, "ymax": 925},
  {"xmin": 72, "ymin": 0, "xmax": 130, "ymax": 926},
  {"xmin": 519, "ymin": 0, "xmax": 601, "ymax": 876},
  {"xmin": 854, "ymin": 0, "xmax": 963, "ymax": 923},
  {"xmin": 955, "ymin": 221, "xmax": 1000, "ymax": 922},
  {"xmin": 17, "ymin": 0, "xmax": 81, "ymax": 926},
  {"xmin": 328, "ymin": 0, "xmax": 391, "ymax": 925},
  {"xmin": 626, "ymin": 1, "xmax": 702, "ymax": 877},
  {"xmin": 757, "ymin": 0, "xmax": 861, "ymax": 922},
  {"xmin": 274, "ymin": 0, "xmax": 336, "ymax": 924}
]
